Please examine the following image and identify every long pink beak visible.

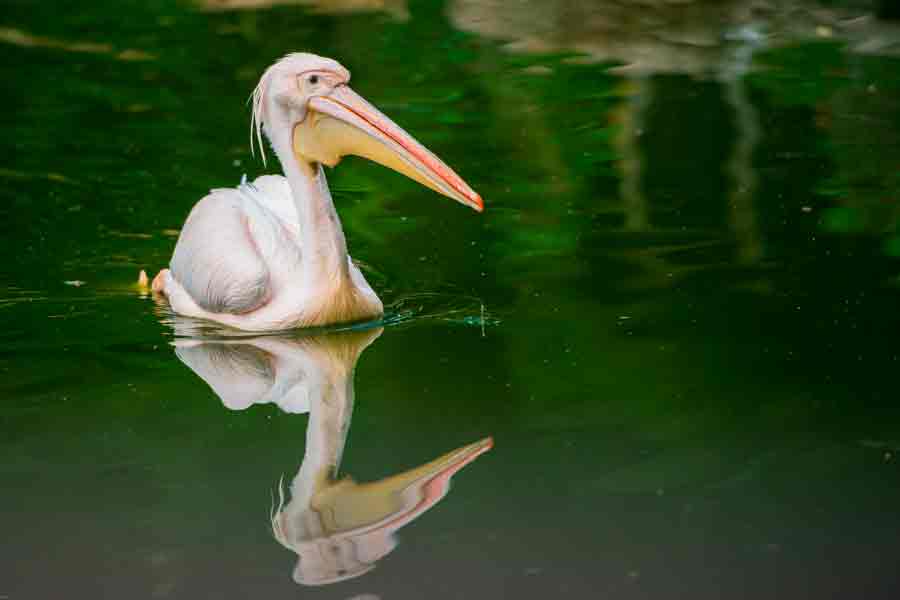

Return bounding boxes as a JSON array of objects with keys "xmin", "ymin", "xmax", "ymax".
[{"xmin": 308, "ymin": 85, "xmax": 483, "ymax": 212}]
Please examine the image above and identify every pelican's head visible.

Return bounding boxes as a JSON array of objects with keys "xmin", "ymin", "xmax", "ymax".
[{"xmin": 252, "ymin": 53, "xmax": 483, "ymax": 212}]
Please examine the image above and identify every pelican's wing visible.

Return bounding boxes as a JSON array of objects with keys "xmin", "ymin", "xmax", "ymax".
[
  {"xmin": 248, "ymin": 175, "xmax": 298, "ymax": 235},
  {"xmin": 169, "ymin": 187, "xmax": 273, "ymax": 315}
]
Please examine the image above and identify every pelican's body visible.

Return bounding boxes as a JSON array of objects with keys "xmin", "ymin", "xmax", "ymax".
[
  {"xmin": 153, "ymin": 53, "xmax": 481, "ymax": 331},
  {"xmin": 156, "ymin": 173, "xmax": 382, "ymax": 330}
]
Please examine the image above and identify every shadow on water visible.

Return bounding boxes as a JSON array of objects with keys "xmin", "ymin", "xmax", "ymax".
[{"xmin": 152, "ymin": 290, "xmax": 499, "ymax": 338}]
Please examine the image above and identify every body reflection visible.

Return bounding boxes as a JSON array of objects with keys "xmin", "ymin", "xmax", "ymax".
[{"xmin": 173, "ymin": 327, "xmax": 492, "ymax": 586}]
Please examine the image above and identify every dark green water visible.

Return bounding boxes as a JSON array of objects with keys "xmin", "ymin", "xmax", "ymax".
[{"xmin": 2, "ymin": 1, "xmax": 900, "ymax": 598}]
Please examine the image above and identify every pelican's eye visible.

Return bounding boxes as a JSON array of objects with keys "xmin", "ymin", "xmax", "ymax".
[{"xmin": 308, "ymin": 74, "xmax": 319, "ymax": 85}]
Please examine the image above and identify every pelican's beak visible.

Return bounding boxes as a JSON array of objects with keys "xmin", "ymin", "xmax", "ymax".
[{"xmin": 300, "ymin": 85, "xmax": 483, "ymax": 212}]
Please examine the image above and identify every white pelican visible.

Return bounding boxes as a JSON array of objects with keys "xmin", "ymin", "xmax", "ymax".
[
  {"xmin": 173, "ymin": 328, "xmax": 492, "ymax": 585},
  {"xmin": 151, "ymin": 53, "xmax": 482, "ymax": 331}
]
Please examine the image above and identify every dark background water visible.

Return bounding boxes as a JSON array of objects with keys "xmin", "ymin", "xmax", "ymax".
[{"xmin": 2, "ymin": 1, "xmax": 900, "ymax": 598}]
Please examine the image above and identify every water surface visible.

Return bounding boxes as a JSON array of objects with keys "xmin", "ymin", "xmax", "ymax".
[{"xmin": 2, "ymin": 1, "xmax": 900, "ymax": 598}]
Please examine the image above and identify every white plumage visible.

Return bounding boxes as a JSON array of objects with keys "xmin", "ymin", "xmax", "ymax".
[
  {"xmin": 151, "ymin": 53, "xmax": 481, "ymax": 331},
  {"xmin": 158, "ymin": 173, "xmax": 381, "ymax": 330}
]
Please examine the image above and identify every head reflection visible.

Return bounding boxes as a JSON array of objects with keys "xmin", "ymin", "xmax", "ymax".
[{"xmin": 172, "ymin": 325, "xmax": 491, "ymax": 586}]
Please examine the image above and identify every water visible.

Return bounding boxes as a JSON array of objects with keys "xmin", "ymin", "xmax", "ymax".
[{"xmin": 2, "ymin": 1, "xmax": 900, "ymax": 598}]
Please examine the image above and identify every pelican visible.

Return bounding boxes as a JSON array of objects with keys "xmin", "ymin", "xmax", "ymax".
[
  {"xmin": 150, "ymin": 53, "xmax": 482, "ymax": 331},
  {"xmin": 173, "ymin": 327, "xmax": 492, "ymax": 585}
]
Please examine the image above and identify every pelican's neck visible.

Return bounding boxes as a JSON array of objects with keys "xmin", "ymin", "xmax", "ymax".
[{"xmin": 277, "ymin": 143, "xmax": 350, "ymax": 285}]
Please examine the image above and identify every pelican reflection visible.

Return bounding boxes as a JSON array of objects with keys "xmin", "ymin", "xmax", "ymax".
[{"xmin": 173, "ymin": 327, "xmax": 492, "ymax": 586}]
